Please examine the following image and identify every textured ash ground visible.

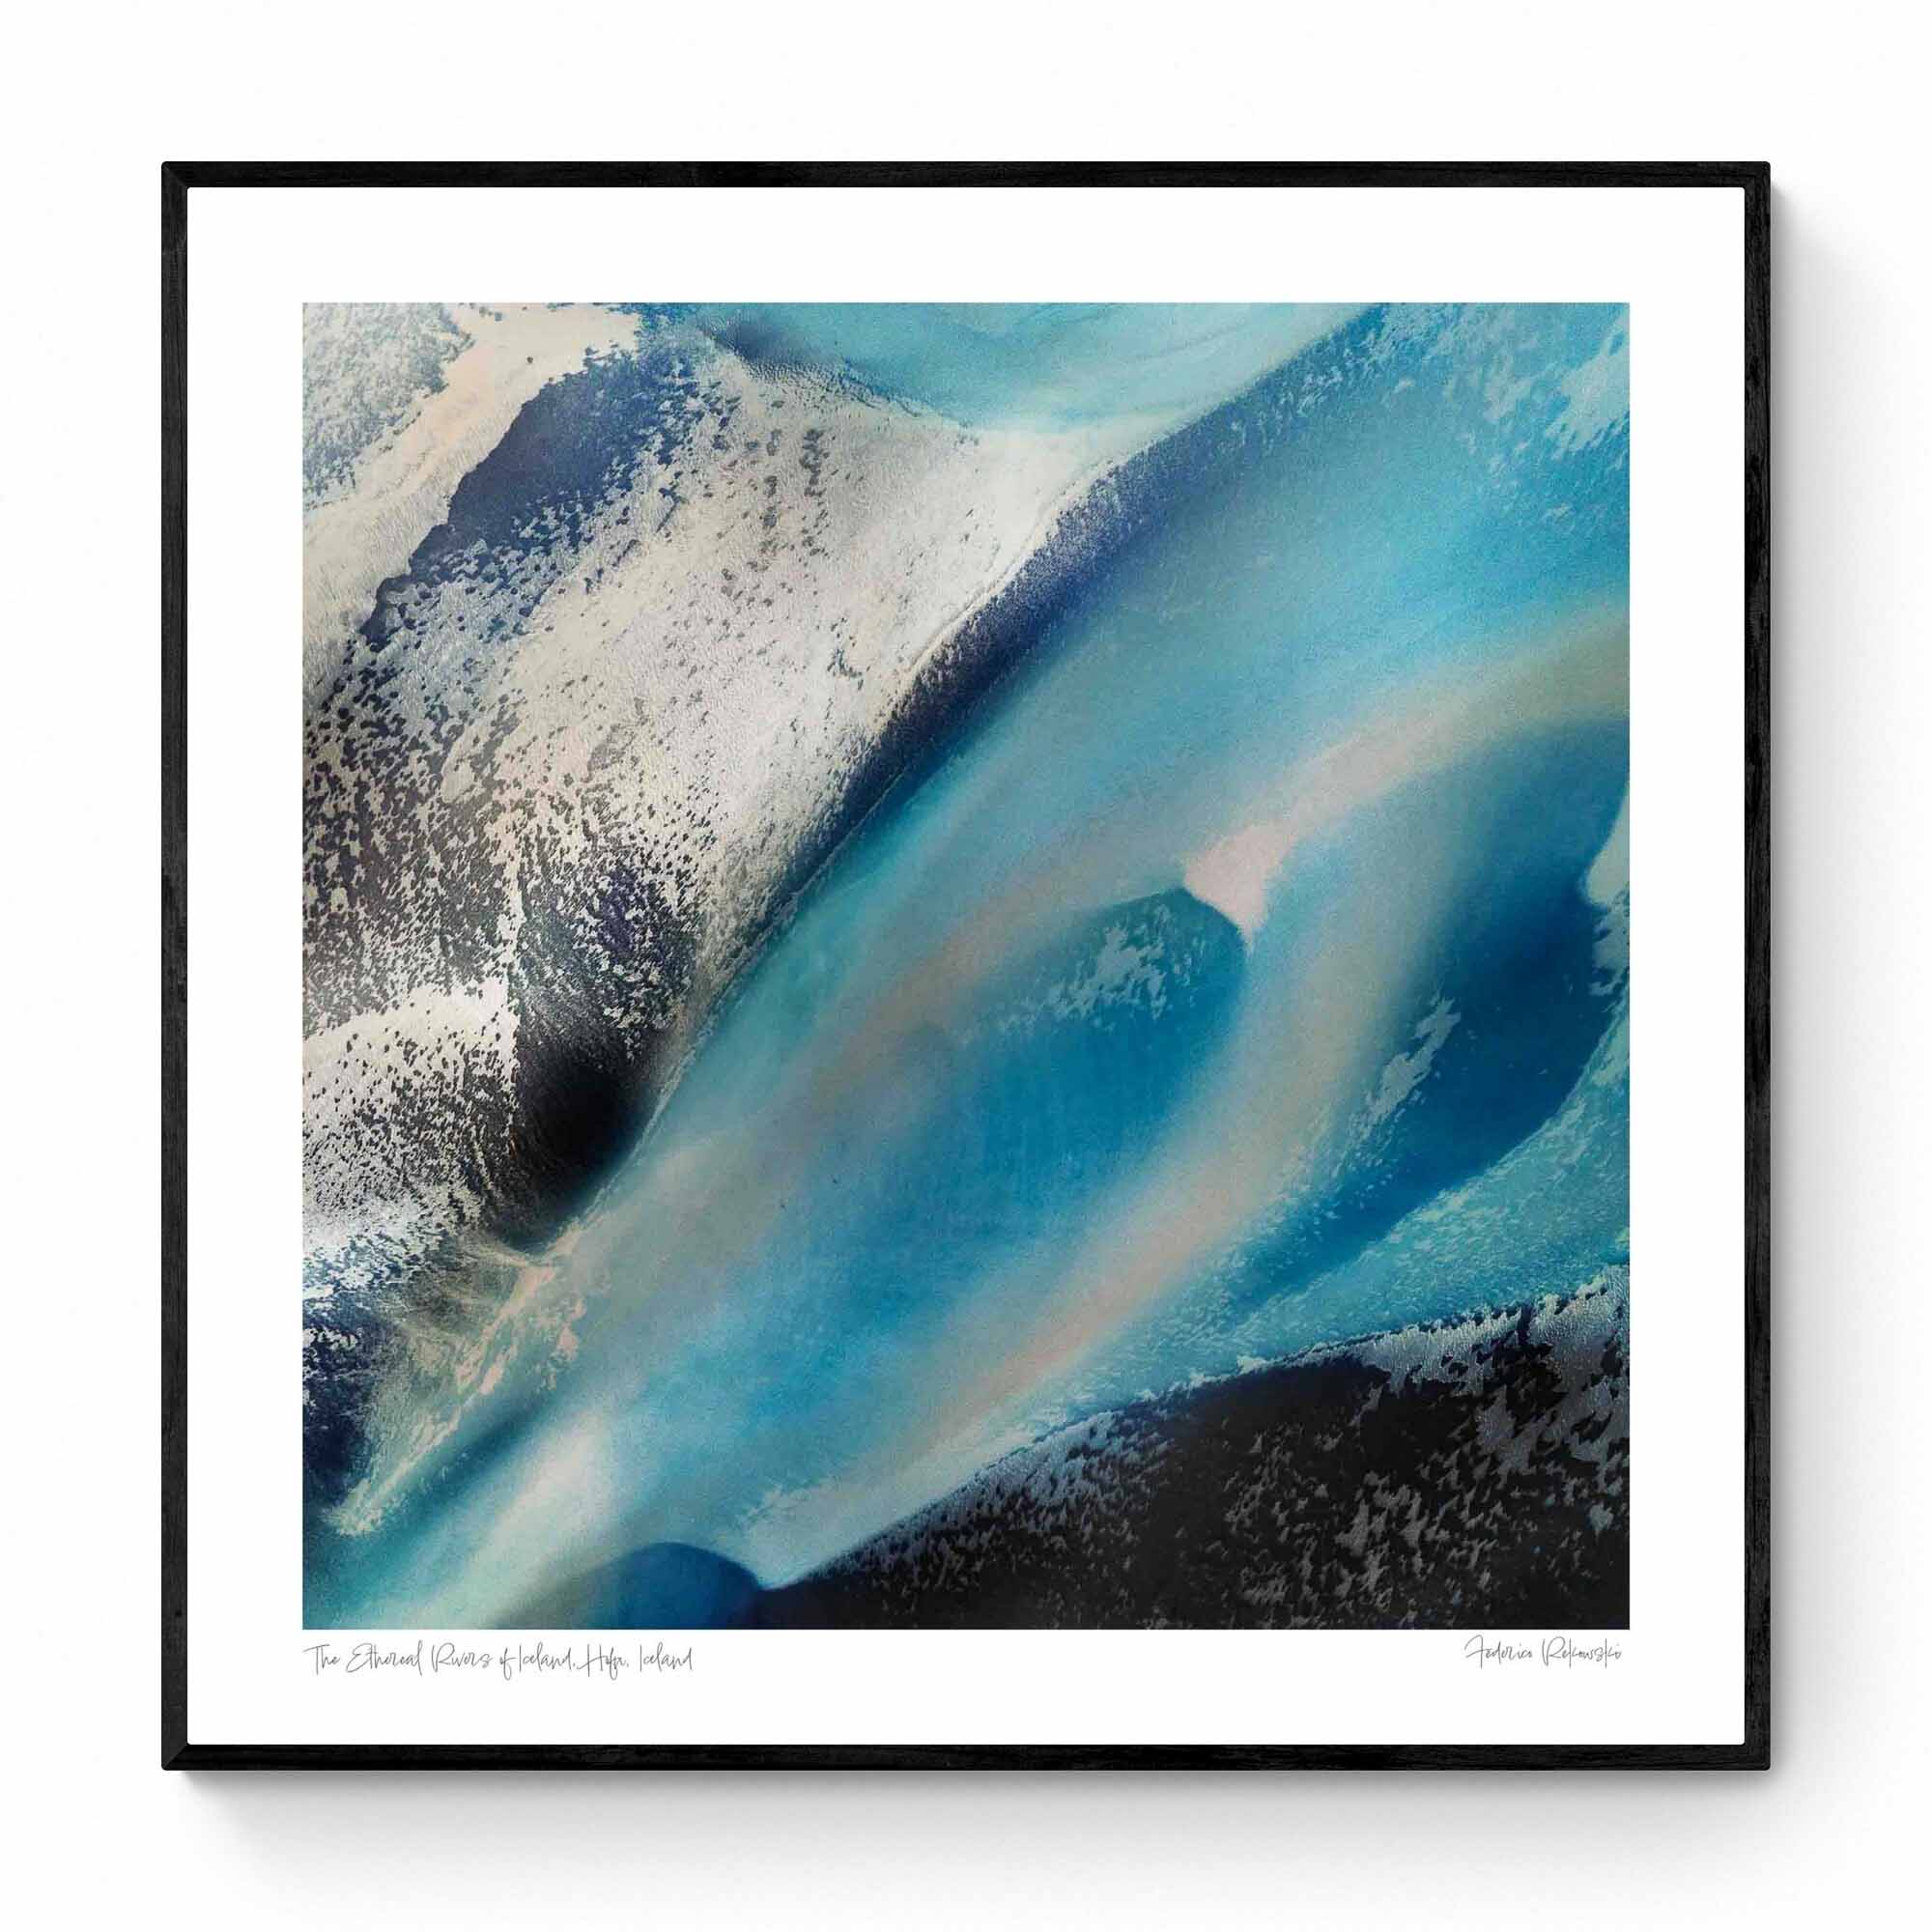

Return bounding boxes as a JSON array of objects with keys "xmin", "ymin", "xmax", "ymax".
[{"xmin": 760, "ymin": 1273, "xmax": 1628, "ymax": 1629}]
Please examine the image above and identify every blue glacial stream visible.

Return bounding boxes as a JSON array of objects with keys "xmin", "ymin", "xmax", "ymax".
[{"xmin": 308, "ymin": 304, "xmax": 1630, "ymax": 1627}]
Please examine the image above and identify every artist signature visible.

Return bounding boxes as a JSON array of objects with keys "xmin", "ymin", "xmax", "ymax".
[{"xmin": 1463, "ymin": 1634, "xmax": 1625, "ymax": 1669}]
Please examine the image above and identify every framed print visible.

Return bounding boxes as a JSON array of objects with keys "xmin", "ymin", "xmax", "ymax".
[{"xmin": 162, "ymin": 161, "xmax": 1768, "ymax": 1768}]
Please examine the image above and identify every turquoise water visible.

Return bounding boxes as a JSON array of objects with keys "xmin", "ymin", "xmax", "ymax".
[{"xmin": 309, "ymin": 303, "xmax": 1629, "ymax": 1625}]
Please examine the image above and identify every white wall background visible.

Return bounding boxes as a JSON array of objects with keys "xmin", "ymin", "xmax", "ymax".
[{"xmin": 4, "ymin": 4, "xmax": 1923, "ymax": 1924}]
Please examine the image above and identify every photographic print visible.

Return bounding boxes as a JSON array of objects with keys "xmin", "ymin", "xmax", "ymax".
[{"xmin": 301, "ymin": 299, "xmax": 1632, "ymax": 1634}]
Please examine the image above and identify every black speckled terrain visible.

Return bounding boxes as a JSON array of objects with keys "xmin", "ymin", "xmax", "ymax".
[{"xmin": 761, "ymin": 1273, "xmax": 1628, "ymax": 1629}]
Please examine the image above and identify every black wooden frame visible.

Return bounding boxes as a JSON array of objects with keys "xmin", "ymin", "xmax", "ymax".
[{"xmin": 161, "ymin": 161, "xmax": 1769, "ymax": 1770}]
